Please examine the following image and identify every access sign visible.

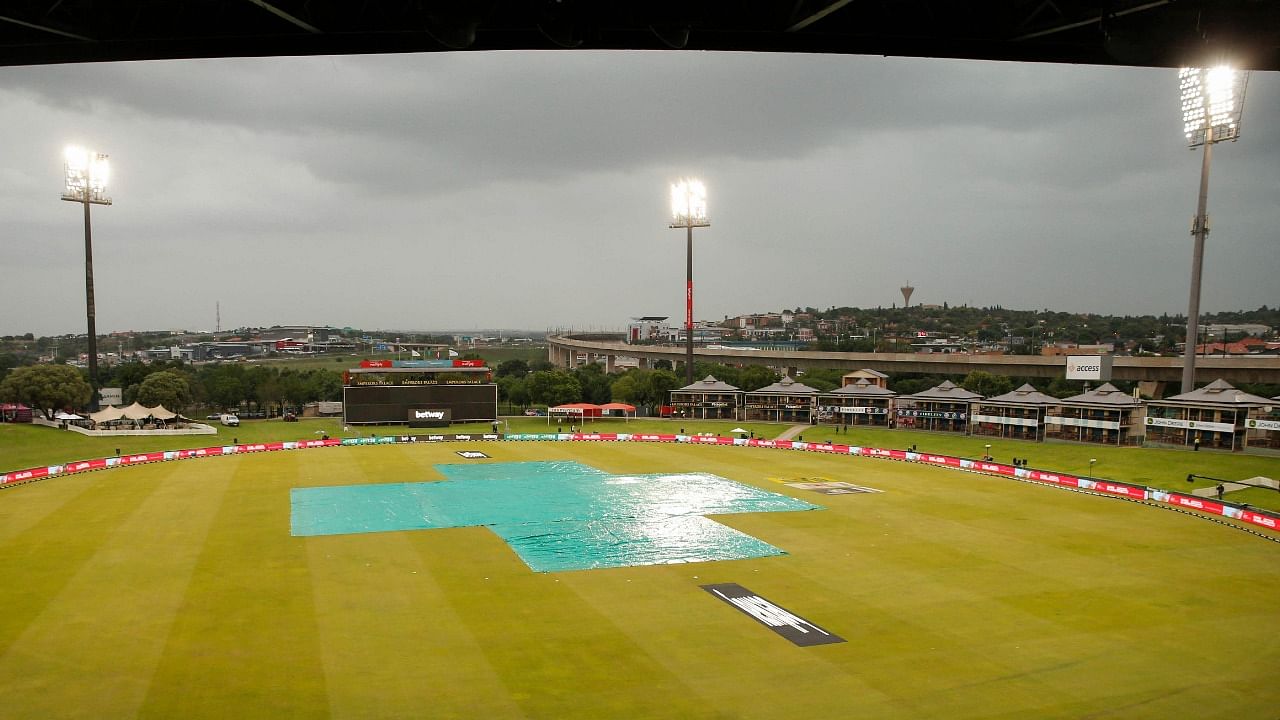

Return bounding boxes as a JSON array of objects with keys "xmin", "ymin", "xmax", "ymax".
[{"xmin": 1065, "ymin": 355, "xmax": 1113, "ymax": 381}]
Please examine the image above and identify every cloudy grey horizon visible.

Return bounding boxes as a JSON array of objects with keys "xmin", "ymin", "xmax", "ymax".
[{"xmin": 1, "ymin": 51, "xmax": 1276, "ymax": 337}]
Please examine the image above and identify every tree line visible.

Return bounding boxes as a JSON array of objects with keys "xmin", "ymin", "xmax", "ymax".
[{"xmin": 0, "ymin": 361, "xmax": 342, "ymax": 419}]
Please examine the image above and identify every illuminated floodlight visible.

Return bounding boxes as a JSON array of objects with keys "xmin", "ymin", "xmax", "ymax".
[
  {"xmin": 670, "ymin": 178, "xmax": 709, "ymax": 228},
  {"xmin": 61, "ymin": 144, "xmax": 114, "ymax": 409},
  {"xmin": 1175, "ymin": 66, "xmax": 1249, "ymax": 394},
  {"xmin": 62, "ymin": 145, "xmax": 112, "ymax": 204},
  {"xmin": 1179, "ymin": 66, "xmax": 1249, "ymax": 147},
  {"xmin": 668, "ymin": 177, "xmax": 711, "ymax": 387}
]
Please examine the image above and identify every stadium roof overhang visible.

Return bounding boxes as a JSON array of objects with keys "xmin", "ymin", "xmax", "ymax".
[{"xmin": 1, "ymin": 1, "xmax": 1277, "ymax": 70}]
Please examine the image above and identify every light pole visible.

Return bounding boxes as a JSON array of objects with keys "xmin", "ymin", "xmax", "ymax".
[
  {"xmin": 670, "ymin": 178, "xmax": 709, "ymax": 386},
  {"xmin": 1177, "ymin": 66, "xmax": 1249, "ymax": 394},
  {"xmin": 61, "ymin": 146, "xmax": 111, "ymax": 409}
]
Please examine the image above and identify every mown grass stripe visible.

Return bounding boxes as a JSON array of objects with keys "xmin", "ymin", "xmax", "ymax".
[
  {"xmin": 138, "ymin": 453, "xmax": 329, "ymax": 719},
  {"xmin": 0, "ymin": 461, "xmax": 234, "ymax": 718},
  {"xmin": 0, "ymin": 469, "xmax": 166, "ymax": 656}
]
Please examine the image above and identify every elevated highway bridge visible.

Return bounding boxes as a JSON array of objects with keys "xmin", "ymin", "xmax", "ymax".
[{"xmin": 547, "ymin": 335, "xmax": 1280, "ymax": 386}]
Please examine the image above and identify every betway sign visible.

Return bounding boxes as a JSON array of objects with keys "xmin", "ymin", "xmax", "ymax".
[{"xmin": 407, "ymin": 408, "xmax": 451, "ymax": 427}]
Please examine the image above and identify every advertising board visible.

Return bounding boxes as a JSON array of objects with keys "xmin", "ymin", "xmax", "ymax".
[
  {"xmin": 407, "ymin": 408, "xmax": 451, "ymax": 427},
  {"xmin": 1065, "ymin": 355, "xmax": 1113, "ymax": 381},
  {"xmin": 344, "ymin": 384, "xmax": 496, "ymax": 424}
]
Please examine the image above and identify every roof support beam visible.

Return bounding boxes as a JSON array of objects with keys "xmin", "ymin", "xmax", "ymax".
[
  {"xmin": 1014, "ymin": 0, "xmax": 1170, "ymax": 41},
  {"xmin": 787, "ymin": 0, "xmax": 855, "ymax": 33},
  {"xmin": 244, "ymin": 0, "xmax": 322, "ymax": 33},
  {"xmin": 0, "ymin": 13, "xmax": 94, "ymax": 41}
]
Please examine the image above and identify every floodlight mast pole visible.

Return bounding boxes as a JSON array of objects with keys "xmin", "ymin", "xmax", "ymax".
[
  {"xmin": 62, "ymin": 148, "xmax": 111, "ymax": 410},
  {"xmin": 1182, "ymin": 128, "xmax": 1212, "ymax": 394},
  {"xmin": 82, "ymin": 197, "xmax": 97, "ymax": 397},
  {"xmin": 1177, "ymin": 66, "xmax": 1248, "ymax": 394},
  {"xmin": 670, "ymin": 179, "xmax": 709, "ymax": 387},
  {"xmin": 685, "ymin": 220, "xmax": 694, "ymax": 386}
]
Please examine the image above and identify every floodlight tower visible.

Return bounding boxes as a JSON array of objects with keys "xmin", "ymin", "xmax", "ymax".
[
  {"xmin": 670, "ymin": 179, "xmax": 709, "ymax": 386},
  {"xmin": 1177, "ymin": 66, "xmax": 1249, "ymax": 394},
  {"xmin": 62, "ymin": 146, "xmax": 112, "ymax": 407}
]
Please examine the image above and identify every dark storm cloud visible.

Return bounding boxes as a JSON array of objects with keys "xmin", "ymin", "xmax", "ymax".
[
  {"xmin": 0, "ymin": 51, "xmax": 1275, "ymax": 335},
  {"xmin": 7, "ymin": 53, "xmax": 1187, "ymax": 193}
]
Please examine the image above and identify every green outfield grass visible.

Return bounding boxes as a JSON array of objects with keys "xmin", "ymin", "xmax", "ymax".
[
  {"xmin": 0, "ymin": 440, "xmax": 1276, "ymax": 719},
  {"xmin": 5, "ymin": 417, "xmax": 1277, "ymax": 510}
]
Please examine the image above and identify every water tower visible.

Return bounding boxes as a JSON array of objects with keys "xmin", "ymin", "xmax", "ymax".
[{"xmin": 900, "ymin": 282, "xmax": 914, "ymax": 308}]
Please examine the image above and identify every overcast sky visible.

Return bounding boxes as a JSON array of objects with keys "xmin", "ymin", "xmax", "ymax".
[{"xmin": 1, "ymin": 51, "xmax": 1276, "ymax": 336}]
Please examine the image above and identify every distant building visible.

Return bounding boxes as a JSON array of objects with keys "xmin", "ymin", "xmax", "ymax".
[
  {"xmin": 1041, "ymin": 343, "xmax": 1114, "ymax": 356},
  {"xmin": 897, "ymin": 380, "xmax": 980, "ymax": 433},
  {"xmin": 627, "ymin": 317, "xmax": 669, "ymax": 343},
  {"xmin": 191, "ymin": 342, "xmax": 263, "ymax": 361},
  {"xmin": 911, "ymin": 339, "xmax": 967, "ymax": 354},
  {"xmin": 743, "ymin": 376, "xmax": 821, "ymax": 424},
  {"xmin": 669, "ymin": 375, "xmax": 741, "ymax": 420},
  {"xmin": 1144, "ymin": 379, "xmax": 1276, "ymax": 451},
  {"xmin": 818, "ymin": 379, "xmax": 896, "ymax": 427},
  {"xmin": 841, "ymin": 368, "xmax": 889, "ymax": 389},
  {"xmin": 1204, "ymin": 323, "xmax": 1271, "ymax": 337},
  {"xmin": 1044, "ymin": 383, "xmax": 1145, "ymax": 446},
  {"xmin": 970, "ymin": 384, "xmax": 1060, "ymax": 442}
]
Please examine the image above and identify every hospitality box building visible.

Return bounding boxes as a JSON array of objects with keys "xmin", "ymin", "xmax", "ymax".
[
  {"xmin": 742, "ymin": 376, "xmax": 820, "ymax": 423},
  {"xmin": 1044, "ymin": 382, "xmax": 1145, "ymax": 446},
  {"xmin": 669, "ymin": 375, "xmax": 742, "ymax": 420},
  {"xmin": 818, "ymin": 379, "xmax": 896, "ymax": 427},
  {"xmin": 1144, "ymin": 379, "xmax": 1276, "ymax": 451},
  {"xmin": 897, "ymin": 380, "xmax": 980, "ymax": 433},
  {"xmin": 969, "ymin": 384, "xmax": 1059, "ymax": 442}
]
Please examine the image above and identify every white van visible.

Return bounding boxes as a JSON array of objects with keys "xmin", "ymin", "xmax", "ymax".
[{"xmin": 220, "ymin": 414, "xmax": 240, "ymax": 427}]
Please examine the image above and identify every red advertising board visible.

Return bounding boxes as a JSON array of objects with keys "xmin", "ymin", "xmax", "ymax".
[
  {"xmin": 858, "ymin": 447, "xmax": 907, "ymax": 459},
  {"xmin": 121, "ymin": 452, "xmax": 165, "ymax": 465},
  {"xmin": 918, "ymin": 454, "xmax": 961, "ymax": 467},
  {"xmin": 631, "ymin": 434, "xmax": 677, "ymax": 442},
  {"xmin": 1165, "ymin": 493, "xmax": 1224, "ymax": 514},
  {"xmin": 1094, "ymin": 482, "xmax": 1147, "ymax": 499},
  {"xmin": 2, "ymin": 466, "xmax": 52, "ymax": 484},
  {"xmin": 1240, "ymin": 509, "xmax": 1278, "ymax": 530},
  {"xmin": 1027, "ymin": 470, "xmax": 1081, "ymax": 489},
  {"xmin": 359, "ymin": 360, "xmax": 393, "ymax": 368},
  {"xmin": 452, "ymin": 359, "xmax": 485, "ymax": 368},
  {"xmin": 64, "ymin": 458, "xmax": 109, "ymax": 473},
  {"xmin": 178, "ymin": 446, "xmax": 226, "ymax": 459},
  {"xmin": 691, "ymin": 435, "xmax": 734, "ymax": 445}
]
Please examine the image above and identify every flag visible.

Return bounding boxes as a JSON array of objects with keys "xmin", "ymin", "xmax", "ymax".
[
  {"xmin": 448, "ymin": 349, "xmax": 459, "ymax": 357},
  {"xmin": 411, "ymin": 349, "xmax": 421, "ymax": 357}
]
